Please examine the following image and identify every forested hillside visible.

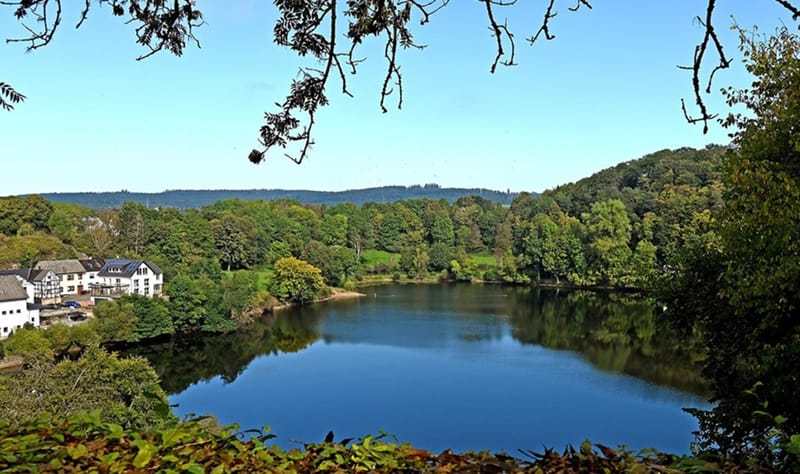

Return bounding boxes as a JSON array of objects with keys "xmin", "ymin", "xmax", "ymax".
[
  {"xmin": 32, "ymin": 185, "xmax": 519, "ymax": 210},
  {"xmin": 1, "ymin": 146, "xmax": 725, "ymax": 293}
]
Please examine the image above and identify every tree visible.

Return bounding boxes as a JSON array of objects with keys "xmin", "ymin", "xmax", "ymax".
[
  {"xmin": 116, "ymin": 202, "xmax": 151, "ymax": 256},
  {"xmin": 0, "ymin": 195, "xmax": 54, "ymax": 236},
  {"xmin": 90, "ymin": 300, "xmax": 138, "ymax": 343},
  {"xmin": 219, "ymin": 270, "xmax": 261, "ymax": 322},
  {"xmin": 5, "ymin": 1, "xmax": 795, "ymax": 163},
  {"xmin": 120, "ymin": 294, "xmax": 174, "ymax": 341},
  {"xmin": 661, "ymin": 27, "xmax": 800, "ymax": 468},
  {"xmin": 430, "ymin": 212, "xmax": 455, "ymax": 246},
  {"xmin": 428, "ymin": 241, "xmax": 453, "ymax": 272},
  {"xmin": 318, "ymin": 213, "xmax": 348, "ymax": 247},
  {"xmin": 210, "ymin": 213, "xmax": 254, "ymax": 271},
  {"xmin": 0, "ymin": 347, "xmax": 172, "ymax": 430},
  {"xmin": 450, "ymin": 250, "xmax": 479, "ymax": 282},
  {"xmin": 2, "ymin": 325, "xmax": 53, "ymax": 362},
  {"xmin": 268, "ymin": 257, "xmax": 328, "ymax": 304},
  {"xmin": 166, "ymin": 274, "xmax": 220, "ymax": 332},
  {"xmin": 582, "ymin": 199, "xmax": 633, "ymax": 286},
  {"xmin": 521, "ymin": 213, "xmax": 559, "ymax": 282},
  {"xmin": 47, "ymin": 202, "xmax": 94, "ymax": 246}
]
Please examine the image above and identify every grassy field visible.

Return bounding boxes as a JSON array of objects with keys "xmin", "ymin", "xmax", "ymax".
[
  {"xmin": 252, "ymin": 268, "xmax": 273, "ymax": 291},
  {"xmin": 222, "ymin": 268, "xmax": 274, "ymax": 291},
  {"xmin": 360, "ymin": 249, "xmax": 400, "ymax": 269},
  {"xmin": 471, "ymin": 252, "xmax": 498, "ymax": 270}
]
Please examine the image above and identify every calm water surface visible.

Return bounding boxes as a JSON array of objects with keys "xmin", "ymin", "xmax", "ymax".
[{"xmin": 131, "ymin": 284, "xmax": 709, "ymax": 454}]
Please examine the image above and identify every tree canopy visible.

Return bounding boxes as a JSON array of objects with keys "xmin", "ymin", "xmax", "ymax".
[
  {"xmin": 3, "ymin": 0, "xmax": 800, "ymax": 164},
  {"xmin": 659, "ymin": 26, "xmax": 800, "ymax": 468}
]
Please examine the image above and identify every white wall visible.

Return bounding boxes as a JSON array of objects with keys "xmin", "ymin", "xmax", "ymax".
[{"xmin": 0, "ymin": 299, "xmax": 37, "ymax": 339}]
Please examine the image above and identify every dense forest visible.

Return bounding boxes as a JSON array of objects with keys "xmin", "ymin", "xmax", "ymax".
[
  {"xmin": 1, "ymin": 145, "xmax": 724, "ymax": 293},
  {"xmin": 32, "ymin": 185, "xmax": 520, "ymax": 210}
]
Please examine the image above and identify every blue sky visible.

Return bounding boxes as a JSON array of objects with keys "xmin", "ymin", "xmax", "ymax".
[{"xmin": 0, "ymin": 1, "xmax": 792, "ymax": 195}]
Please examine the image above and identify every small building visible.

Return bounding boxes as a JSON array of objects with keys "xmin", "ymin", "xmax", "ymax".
[
  {"xmin": 33, "ymin": 259, "xmax": 87, "ymax": 296},
  {"xmin": 0, "ymin": 268, "xmax": 61, "ymax": 305},
  {"xmin": 0, "ymin": 275, "xmax": 40, "ymax": 339},
  {"xmin": 79, "ymin": 258, "xmax": 105, "ymax": 290},
  {"xmin": 90, "ymin": 259, "xmax": 163, "ymax": 301}
]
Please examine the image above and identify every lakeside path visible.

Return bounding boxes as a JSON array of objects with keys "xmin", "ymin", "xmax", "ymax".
[{"xmin": 270, "ymin": 288, "xmax": 366, "ymax": 311}]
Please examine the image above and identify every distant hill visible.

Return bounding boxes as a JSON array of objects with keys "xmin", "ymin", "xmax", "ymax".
[
  {"xmin": 31, "ymin": 185, "xmax": 522, "ymax": 210},
  {"xmin": 542, "ymin": 145, "xmax": 726, "ymax": 217}
]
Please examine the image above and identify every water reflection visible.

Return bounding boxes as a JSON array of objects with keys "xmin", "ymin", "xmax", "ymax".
[
  {"xmin": 127, "ymin": 284, "xmax": 705, "ymax": 396},
  {"xmin": 130, "ymin": 284, "xmax": 708, "ymax": 454},
  {"xmin": 126, "ymin": 310, "xmax": 322, "ymax": 394}
]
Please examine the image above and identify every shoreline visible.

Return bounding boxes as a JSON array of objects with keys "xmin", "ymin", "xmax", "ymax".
[{"xmin": 269, "ymin": 288, "xmax": 366, "ymax": 312}]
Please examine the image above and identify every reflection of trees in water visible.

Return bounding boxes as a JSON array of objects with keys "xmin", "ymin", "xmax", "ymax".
[
  {"xmin": 124, "ymin": 310, "xmax": 322, "ymax": 394},
  {"xmin": 507, "ymin": 288, "xmax": 708, "ymax": 395},
  {"xmin": 125, "ymin": 286, "xmax": 706, "ymax": 396}
]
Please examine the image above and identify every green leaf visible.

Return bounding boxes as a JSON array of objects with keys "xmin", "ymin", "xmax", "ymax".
[
  {"xmin": 133, "ymin": 446, "xmax": 154, "ymax": 468},
  {"xmin": 67, "ymin": 443, "xmax": 89, "ymax": 460},
  {"xmin": 580, "ymin": 439, "xmax": 592, "ymax": 455}
]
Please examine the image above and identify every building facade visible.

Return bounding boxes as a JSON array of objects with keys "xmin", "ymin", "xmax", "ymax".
[
  {"xmin": 0, "ymin": 275, "xmax": 40, "ymax": 339},
  {"xmin": 91, "ymin": 259, "xmax": 163, "ymax": 300}
]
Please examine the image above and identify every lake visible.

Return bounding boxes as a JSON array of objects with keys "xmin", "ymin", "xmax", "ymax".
[{"xmin": 128, "ymin": 284, "xmax": 709, "ymax": 455}]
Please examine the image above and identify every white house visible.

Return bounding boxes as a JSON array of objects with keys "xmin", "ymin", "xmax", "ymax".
[
  {"xmin": 79, "ymin": 258, "xmax": 105, "ymax": 291},
  {"xmin": 91, "ymin": 259, "xmax": 163, "ymax": 300},
  {"xmin": 33, "ymin": 259, "xmax": 86, "ymax": 296},
  {"xmin": 0, "ymin": 275, "xmax": 40, "ymax": 339},
  {"xmin": 0, "ymin": 268, "xmax": 61, "ymax": 305},
  {"xmin": 33, "ymin": 258, "xmax": 105, "ymax": 297}
]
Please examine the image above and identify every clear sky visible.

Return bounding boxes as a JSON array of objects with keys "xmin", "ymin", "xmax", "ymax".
[{"xmin": 0, "ymin": 1, "xmax": 792, "ymax": 196}]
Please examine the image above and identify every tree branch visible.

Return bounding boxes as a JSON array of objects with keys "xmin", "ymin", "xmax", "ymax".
[{"xmin": 679, "ymin": 0, "xmax": 731, "ymax": 134}]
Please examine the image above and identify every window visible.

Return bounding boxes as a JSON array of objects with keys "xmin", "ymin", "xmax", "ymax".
[
  {"xmin": 2, "ymin": 327, "xmax": 7, "ymax": 334},
  {"xmin": 116, "ymin": 278, "xmax": 121, "ymax": 286},
  {"xmin": 1, "ymin": 310, "xmax": 6, "ymax": 315},
  {"xmin": 67, "ymin": 286, "xmax": 75, "ymax": 292},
  {"xmin": 144, "ymin": 278, "xmax": 150, "ymax": 286},
  {"xmin": 67, "ymin": 274, "xmax": 74, "ymax": 281},
  {"xmin": 16, "ymin": 309, "xmax": 21, "ymax": 314},
  {"xmin": 133, "ymin": 279, "xmax": 140, "ymax": 287},
  {"xmin": 144, "ymin": 287, "xmax": 150, "ymax": 295}
]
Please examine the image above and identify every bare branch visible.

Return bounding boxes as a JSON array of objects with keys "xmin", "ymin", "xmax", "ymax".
[
  {"xmin": 3, "ymin": 0, "xmax": 203, "ymax": 59},
  {"xmin": 774, "ymin": 0, "xmax": 800, "ymax": 20},
  {"xmin": 680, "ymin": 0, "xmax": 730, "ymax": 134},
  {"xmin": 482, "ymin": 0, "xmax": 517, "ymax": 73},
  {"xmin": 253, "ymin": 0, "xmax": 442, "ymax": 165}
]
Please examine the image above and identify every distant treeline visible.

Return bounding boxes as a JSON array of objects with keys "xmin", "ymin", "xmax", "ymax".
[{"xmin": 28, "ymin": 185, "xmax": 521, "ymax": 210}]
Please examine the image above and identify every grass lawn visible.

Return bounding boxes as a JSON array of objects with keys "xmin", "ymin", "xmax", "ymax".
[
  {"xmin": 251, "ymin": 268, "xmax": 273, "ymax": 291},
  {"xmin": 360, "ymin": 249, "xmax": 400, "ymax": 268},
  {"xmin": 222, "ymin": 268, "xmax": 274, "ymax": 291},
  {"xmin": 470, "ymin": 252, "xmax": 498, "ymax": 270}
]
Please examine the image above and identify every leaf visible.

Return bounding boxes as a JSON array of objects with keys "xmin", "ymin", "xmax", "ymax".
[
  {"xmin": 67, "ymin": 443, "xmax": 90, "ymax": 460},
  {"xmin": 133, "ymin": 445, "xmax": 154, "ymax": 468}
]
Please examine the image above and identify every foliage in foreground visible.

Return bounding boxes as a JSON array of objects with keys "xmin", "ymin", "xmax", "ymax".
[
  {"xmin": 0, "ymin": 346, "xmax": 171, "ymax": 431},
  {"xmin": 0, "ymin": 412, "xmax": 766, "ymax": 474},
  {"xmin": 660, "ymin": 26, "xmax": 800, "ymax": 469}
]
